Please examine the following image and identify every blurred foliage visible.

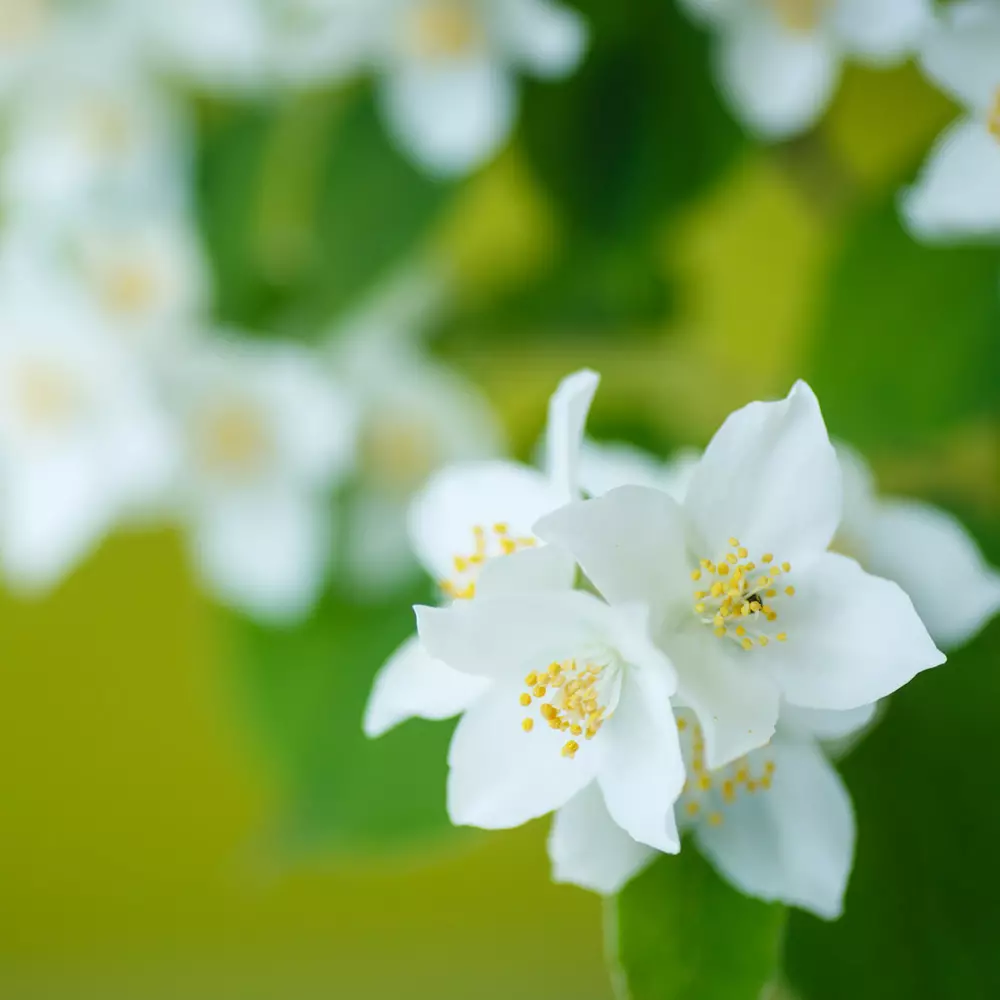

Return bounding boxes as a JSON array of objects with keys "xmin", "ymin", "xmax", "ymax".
[{"xmin": 611, "ymin": 850, "xmax": 786, "ymax": 999}]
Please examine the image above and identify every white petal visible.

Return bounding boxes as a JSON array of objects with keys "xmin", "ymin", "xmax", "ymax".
[
  {"xmin": 544, "ymin": 368, "xmax": 600, "ymax": 500},
  {"xmin": 378, "ymin": 58, "xmax": 516, "ymax": 176},
  {"xmin": 834, "ymin": 0, "xmax": 932, "ymax": 63},
  {"xmin": 192, "ymin": 488, "xmax": 330, "ymax": 622},
  {"xmin": 918, "ymin": 0, "xmax": 1000, "ymax": 111},
  {"xmin": 683, "ymin": 381, "xmax": 841, "ymax": 569},
  {"xmin": 1, "ymin": 444, "xmax": 116, "ymax": 592},
  {"xmin": 496, "ymin": 0, "xmax": 589, "ymax": 78},
  {"xmin": 668, "ymin": 630, "xmax": 780, "ymax": 769},
  {"xmin": 447, "ymin": 680, "xmax": 597, "ymax": 828},
  {"xmin": 718, "ymin": 15, "xmax": 840, "ymax": 139},
  {"xmin": 765, "ymin": 552, "xmax": 945, "ymax": 711},
  {"xmin": 534, "ymin": 486, "xmax": 692, "ymax": 631},
  {"xmin": 363, "ymin": 634, "xmax": 490, "ymax": 738},
  {"xmin": 862, "ymin": 498, "xmax": 1000, "ymax": 649},
  {"xmin": 579, "ymin": 441, "xmax": 700, "ymax": 502},
  {"xmin": 475, "ymin": 542, "xmax": 577, "ymax": 598},
  {"xmin": 549, "ymin": 783, "xmax": 656, "ymax": 895},
  {"xmin": 696, "ymin": 741, "xmax": 854, "ymax": 919},
  {"xmin": 416, "ymin": 589, "xmax": 621, "ymax": 682},
  {"xmin": 780, "ymin": 702, "xmax": 878, "ymax": 743},
  {"xmin": 902, "ymin": 118, "xmax": 1000, "ymax": 242},
  {"xmin": 597, "ymin": 664, "xmax": 684, "ymax": 853},
  {"xmin": 835, "ymin": 441, "xmax": 878, "ymax": 540}
]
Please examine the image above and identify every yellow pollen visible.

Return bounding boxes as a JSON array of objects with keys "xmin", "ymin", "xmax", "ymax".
[
  {"xmin": 758, "ymin": 636, "xmax": 769, "ymax": 647},
  {"xmin": 533, "ymin": 685, "xmax": 546, "ymax": 698},
  {"xmin": 726, "ymin": 552, "xmax": 738, "ymax": 564},
  {"xmin": 785, "ymin": 586, "xmax": 796, "ymax": 596},
  {"xmin": 519, "ymin": 693, "xmax": 531, "ymax": 707},
  {"xmin": 722, "ymin": 780, "xmax": 735, "ymax": 802},
  {"xmin": 735, "ymin": 626, "xmax": 746, "ymax": 637},
  {"xmin": 562, "ymin": 740, "xmax": 579, "ymax": 759},
  {"xmin": 765, "ymin": 760, "xmax": 776, "ymax": 774},
  {"xmin": 691, "ymin": 569, "xmax": 702, "ymax": 581},
  {"xmin": 718, "ymin": 563, "xmax": 729, "ymax": 576},
  {"xmin": 525, "ymin": 672, "xmax": 537, "ymax": 686},
  {"xmin": 677, "ymin": 717, "xmax": 687, "ymax": 730},
  {"xmin": 694, "ymin": 603, "xmax": 706, "ymax": 614},
  {"xmin": 741, "ymin": 638, "xmax": 753, "ymax": 651},
  {"xmin": 522, "ymin": 718, "xmax": 534, "ymax": 732},
  {"xmin": 710, "ymin": 582, "xmax": 724, "ymax": 597},
  {"xmin": 540, "ymin": 704, "xmax": 557, "ymax": 721},
  {"xmin": 714, "ymin": 627, "xmax": 725, "ymax": 637},
  {"xmin": 762, "ymin": 553, "xmax": 773, "ymax": 563},
  {"xmin": 747, "ymin": 780, "xmax": 758, "ymax": 793},
  {"xmin": 698, "ymin": 774, "xmax": 712, "ymax": 791},
  {"xmin": 782, "ymin": 562, "xmax": 791, "ymax": 572},
  {"xmin": 493, "ymin": 522, "xmax": 508, "ymax": 534},
  {"xmin": 728, "ymin": 537, "xmax": 740, "ymax": 546},
  {"xmin": 685, "ymin": 801, "xmax": 700, "ymax": 817},
  {"xmin": 708, "ymin": 812, "xmax": 723, "ymax": 827},
  {"xmin": 761, "ymin": 775, "xmax": 773, "ymax": 790}
]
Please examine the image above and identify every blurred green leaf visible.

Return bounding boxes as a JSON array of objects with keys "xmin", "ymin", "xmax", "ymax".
[
  {"xmin": 807, "ymin": 195, "xmax": 1000, "ymax": 450},
  {"xmin": 609, "ymin": 849, "xmax": 786, "ymax": 1000},
  {"xmin": 232, "ymin": 585, "xmax": 460, "ymax": 855}
]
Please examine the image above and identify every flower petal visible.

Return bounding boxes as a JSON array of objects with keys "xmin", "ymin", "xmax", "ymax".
[
  {"xmin": 861, "ymin": 498, "xmax": 1000, "ymax": 649},
  {"xmin": 901, "ymin": 118, "xmax": 1000, "ymax": 241},
  {"xmin": 696, "ymin": 741, "xmax": 854, "ymax": 919},
  {"xmin": 597, "ymin": 661, "xmax": 684, "ymax": 853},
  {"xmin": 416, "ymin": 589, "xmax": 623, "ymax": 682},
  {"xmin": 544, "ymin": 368, "xmax": 600, "ymax": 500},
  {"xmin": 378, "ymin": 58, "xmax": 516, "ymax": 176},
  {"xmin": 496, "ymin": 0, "xmax": 589, "ymax": 78},
  {"xmin": 447, "ymin": 681, "xmax": 597, "ymax": 828},
  {"xmin": 668, "ymin": 630, "xmax": 780, "ymax": 769},
  {"xmin": 833, "ymin": 0, "xmax": 932, "ymax": 63},
  {"xmin": 475, "ymin": 542, "xmax": 577, "ymax": 598},
  {"xmin": 408, "ymin": 459, "xmax": 562, "ymax": 582},
  {"xmin": 534, "ymin": 486, "xmax": 692, "ymax": 630},
  {"xmin": 579, "ymin": 441, "xmax": 700, "ymax": 501},
  {"xmin": 717, "ymin": 14, "xmax": 839, "ymax": 139},
  {"xmin": 917, "ymin": 0, "xmax": 1000, "ymax": 111},
  {"xmin": 363, "ymin": 634, "xmax": 490, "ymax": 738},
  {"xmin": 549, "ymin": 783, "xmax": 656, "ymax": 895},
  {"xmin": 780, "ymin": 702, "xmax": 878, "ymax": 743},
  {"xmin": 683, "ymin": 381, "xmax": 841, "ymax": 568},
  {"xmin": 765, "ymin": 552, "xmax": 946, "ymax": 711}
]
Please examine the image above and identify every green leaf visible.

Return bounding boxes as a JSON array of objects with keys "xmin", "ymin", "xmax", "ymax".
[
  {"xmin": 784, "ymin": 531, "xmax": 1000, "ymax": 999},
  {"xmin": 806, "ymin": 194, "xmax": 1000, "ymax": 450},
  {"xmin": 231, "ymin": 587, "xmax": 461, "ymax": 856},
  {"xmin": 609, "ymin": 849, "xmax": 786, "ymax": 1000}
]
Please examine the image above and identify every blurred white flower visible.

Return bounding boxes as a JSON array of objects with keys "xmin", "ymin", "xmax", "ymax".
[
  {"xmin": 537, "ymin": 382, "xmax": 945, "ymax": 769},
  {"xmin": 267, "ymin": 0, "xmax": 588, "ymax": 175},
  {"xmin": 902, "ymin": 1, "xmax": 1000, "ymax": 240},
  {"xmin": 168, "ymin": 336, "xmax": 356, "ymax": 622},
  {"xmin": 417, "ymin": 582, "xmax": 683, "ymax": 851},
  {"xmin": 579, "ymin": 440, "xmax": 700, "ymax": 501},
  {"xmin": 0, "ymin": 0, "xmax": 55, "ymax": 103},
  {"xmin": 363, "ymin": 368, "xmax": 598, "ymax": 737},
  {"xmin": 327, "ymin": 268, "xmax": 505, "ymax": 594},
  {"xmin": 550, "ymin": 702, "xmax": 866, "ymax": 917},
  {"xmin": 0, "ymin": 277, "xmax": 177, "ymax": 592},
  {"xmin": 682, "ymin": 0, "xmax": 931, "ymax": 139},
  {"xmin": 835, "ymin": 445, "xmax": 1000, "ymax": 649}
]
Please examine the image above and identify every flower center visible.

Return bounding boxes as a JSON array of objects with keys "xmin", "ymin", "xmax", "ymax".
[
  {"xmin": 360, "ymin": 410, "xmax": 439, "ymax": 494},
  {"xmin": 15, "ymin": 360, "xmax": 77, "ymax": 429},
  {"xmin": 518, "ymin": 657, "xmax": 621, "ymax": 758},
  {"xmin": 0, "ymin": 0, "xmax": 48, "ymax": 47},
  {"xmin": 690, "ymin": 537, "xmax": 794, "ymax": 650},
  {"xmin": 988, "ymin": 88, "xmax": 1000, "ymax": 144},
  {"xmin": 407, "ymin": 0, "xmax": 482, "ymax": 59},
  {"xmin": 198, "ymin": 400, "xmax": 270, "ymax": 478},
  {"xmin": 676, "ymin": 715, "xmax": 776, "ymax": 828},
  {"xmin": 101, "ymin": 262, "xmax": 158, "ymax": 318},
  {"xmin": 440, "ymin": 522, "xmax": 536, "ymax": 600},
  {"xmin": 767, "ymin": 0, "xmax": 826, "ymax": 32},
  {"xmin": 83, "ymin": 102, "xmax": 133, "ymax": 155}
]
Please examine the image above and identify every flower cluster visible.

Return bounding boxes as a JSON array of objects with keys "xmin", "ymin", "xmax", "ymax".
[{"xmin": 366, "ymin": 371, "xmax": 1000, "ymax": 917}]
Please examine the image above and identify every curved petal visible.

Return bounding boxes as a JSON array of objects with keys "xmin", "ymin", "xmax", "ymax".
[
  {"xmin": 765, "ymin": 552, "xmax": 945, "ymax": 711},
  {"xmin": 580, "ymin": 441, "xmax": 700, "ymax": 502},
  {"xmin": 416, "ymin": 589, "xmax": 621, "ymax": 682},
  {"xmin": 447, "ymin": 681, "xmax": 597, "ymax": 829},
  {"xmin": 378, "ymin": 58, "xmax": 516, "ymax": 176},
  {"xmin": 363, "ymin": 634, "xmax": 490, "ymax": 738},
  {"xmin": 549, "ymin": 783, "xmax": 656, "ymax": 895},
  {"xmin": 918, "ymin": 0, "xmax": 1000, "ymax": 111},
  {"xmin": 544, "ymin": 368, "xmax": 600, "ymax": 500},
  {"xmin": 668, "ymin": 630, "xmax": 780, "ymax": 769},
  {"xmin": 779, "ymin": 702, "xmax": 878, "ymax": 743},
  {"xmin": 597, "ymin": 662, "xmax": 684, "ymax": 853},
  {"xmin": 408, "ymin": 459, "xmax": 562, "ymax": 583},
  {"xmin": 534, "ymin": 486, "xmax": 692, "ymax": 630},
  {"xmin": 833, "ymin": 0, "xmax": 932, "ymax": 63},
  {"xmin": 192, "ymin": 488, "xmax": 330, "ymax": 622},
  {"xmin": 475, "ymin": 542, "xmax": 577, "ymax": 598},
  {"xmin": 496, "ymin": 0, "xmax": 589, "ymax": 78},
  {"xmin": 718, "ymin": 15, "xmax": 840, "ymax": 139},
  {"xmin": 696, "ymin": 741, "xmax": 853, "ymax": 919},
  {"xmin": 901, "ymin": 118, "xmax": 1000, "ymax": 242},
  {"xmin": 862, "ymin": 498, "xmax": 1000, "ymax": 649},
  {"xmin": 683, "ymin": 381, "xmax": 841, "ymax": 569}
]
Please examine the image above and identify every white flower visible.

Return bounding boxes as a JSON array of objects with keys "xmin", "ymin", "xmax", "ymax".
[
  {"xmin": 0, "ymin": 277, "xmax": 176, "ymax": 591},
  {"xmin": 270, "ymin": 0, "xmax": 588, "ymax": 176},
  {"xmin": 682, "ymin": 0, "xmax": 932, "ymax": 139},
  {"xmin": 902, "ymin": 1, "xmax": 1000, "ymax": 240},
  {"xmin": 580, "ymin": 440, "xmax": 700, "ymax": 502},
  {"xmin": 363, "ymin": 368, "xmax": 598, "ymax": 736},
  {"xmin": 417, "ymin": 584, "xmax": 685, "ymax": 851},
  {"xmin": 168, "ymin": 335, "xmax": 356, "ymax": 622},
  {"xmin": 550, "ymin": 701, "xmax": 868, "ymax": 917},
  {"xmin": 835, "ymin": 444, "xmax": 1000, "ymax": 649},
  {"xmin": 0, "ymin": 0, "xmax": 55, "ymax": 104},
  {"xmin": 537, "ymin": 381, "xmax": 945, "ymax": 769},
  {"xmin": 327, "ymin": 267, "xmax": 505, "ymax": 593}
]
